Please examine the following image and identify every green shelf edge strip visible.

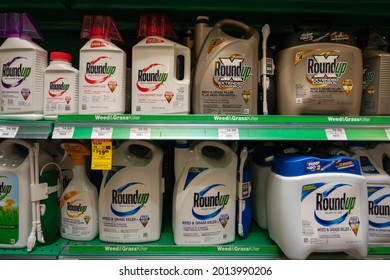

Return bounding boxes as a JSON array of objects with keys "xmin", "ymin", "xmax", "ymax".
[{"xmin": 53, "ymin": 115, "xmax": 390, "ymax": 141}]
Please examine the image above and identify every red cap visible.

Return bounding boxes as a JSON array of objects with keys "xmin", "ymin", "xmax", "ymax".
[{"xmin": 50, "ymin": 52, "xmax": 72, "ymax": 62}]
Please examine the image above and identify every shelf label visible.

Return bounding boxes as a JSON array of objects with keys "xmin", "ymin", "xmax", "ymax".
[
  {"xmin": 385, "ymin": 129, "xmax": 390, "ymax": 140},
  {"xmin": 91, "ymin": 139, "xmax": 112, "ymax": 170},
  {"xmin": 218, "ymin": 127, "xmax": 239, "ymax": 140},
  {"xmin": 52, "ymin": 125, "xmax": 74, "ymax": 139},
  {"xmin": 130, "ymin": 127, "xmax": 151, "ymax": 139},
  {"xmin": 325, "ymin": 128, "xmax": 347, "ymax": 140},
  {"xmin": 0, "ymin": 126, "xmax": 19, "ymax": 138},
  {"xmin": 91, "ymin": 126, "xmax": 113, "ymax": 139}
]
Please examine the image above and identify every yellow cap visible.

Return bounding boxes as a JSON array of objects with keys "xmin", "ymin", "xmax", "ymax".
[{"xmin": 61, "ymin": 143, "xmax": 90, "ymax": 165}]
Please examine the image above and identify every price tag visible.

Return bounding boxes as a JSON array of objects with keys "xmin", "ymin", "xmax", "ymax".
[
  {"xmin": 130, "ymin": 127, "xmax": 151, "ymax": 139},
  {"xmin": 325, "ymin": 128, "xmax": 348, "ymax": 140},
  {"xmin": 52, "ymin": 125, "xmax": 74, "ymax": 139},
  {"xmin": 385, "ymin": 129, "xmax": 390, "ymax": 140},
  {"xmin": 218, "ymin": 127, "xmax": 239, "ymax": 140},
  {"xmin": 91, "ymin": 139, "xmax": 112, "ymax": 170},
  {"xmin": 91, "ymin": 126, "xmax": 113, "ymax": 139},
  {"xmin": 0, "ymin": 126, "xmax": 19, "ymax": 138}
]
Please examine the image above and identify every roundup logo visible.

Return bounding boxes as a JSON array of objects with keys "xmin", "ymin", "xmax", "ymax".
[
  {"xmin": 48, "ymin": 77, "xmax": 70, "ymax": 97},
  {"xmin": 110, "ymin": 182, "xmax": 149, "ymax": 217},
  {"xmin": 60, "ymin": 191, "xmax": 87, "ymax": 218},
  {"xmin": 136, "ymin": 64, "xmax": 168, "ymax": 92},
  {"xmin": 314, "ymin": 184, "xmax": 356, "ymax": 227},
  {"xmin": 2, "ymin": 57, "xmax": 31, "ymax": 88},
  {"xmin": 214, "ymin": 54, "xmax": 252, "ymax": 89},
  {"xmin": 84, "ymin": 56, "xmax": 116, "ymax": 84},
  {"xmin": 306, "ymin": 51, "xmax": 348, "ymax": 86},
  {"xmin": 368, "ymin": 187, "xmax": 390, "ymax": 228},
  {"xmin": 192, "ymin": 184, "xmax": 229, "ymax": 220},
  {"xmin": 0, "ymin": 180, "xmax": 12, "ymax": 201}
]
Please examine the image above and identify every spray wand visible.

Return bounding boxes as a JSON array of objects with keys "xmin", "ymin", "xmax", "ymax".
[{"xmin": 261, "ymin": 24, "xmax": 270, "ymax": 115}]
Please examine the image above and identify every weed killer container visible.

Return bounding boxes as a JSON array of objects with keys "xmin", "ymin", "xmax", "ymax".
[
  {"xmin": 43, "ymin": 52, "xmax": 79, "ymax": 120},
  {"xmin": 267, "ymin": 153, "xmax": 368, "ymax": 259},
  {"xmin": 99, "ymin": 140, "xmax": 164, "ymax": 243},
  {"xmin": 192, "ymin": 19, "xmax": 259, "ymax": 115},
  {"xmin": 350, "ymin": 143, "xmax": 390, "ymax": 244},
  {"xmin": 132, "ymin": 14, "xmax": 191, "ymax": 114},
  {"xmin": 0, "ymin": 140, "xmax": 52, "ymax": 248},
  {"xmin": 275, "ymin": 24, "xmax": 363, "ymax": 115},
  {"xmin": 358, "ymin": 28, "xmax": 390, "ymax": 116},
  {"xmin": 60, "ymin": 143, "xmax": 98, "ymax": 241},
  {"xmin": 0, "ymin": 13, "xmax": 47, "ymax": 120},
  {"xmin": 79, "ymin": 15, "xmax": 126, "ymax": 114},
  {"xmin": 173, "ymin": 141, "xmax": 238, "ymax": 245}
]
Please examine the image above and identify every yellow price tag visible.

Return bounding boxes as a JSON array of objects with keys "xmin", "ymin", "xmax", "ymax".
[{"xmin": 91, "ymin": 139, "xmax": 112, "ymax": 170}]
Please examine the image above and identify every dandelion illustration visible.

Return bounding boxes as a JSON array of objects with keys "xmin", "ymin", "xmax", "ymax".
[{"xmin": 2, "ymin": 199, "xmax": 14, "ymax": 211}]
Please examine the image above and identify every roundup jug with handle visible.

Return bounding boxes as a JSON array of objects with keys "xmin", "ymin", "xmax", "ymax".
[
  {"xmin": 173, "ymin": 141, "xmax": 237, "ymax": 245},
  {"xmin": 99, "ymin": 140, "xmax": 164, "ymax": 243},
  {"xmin": 192, "ymin": 19, "xmax": 259, "ymax": 115}
]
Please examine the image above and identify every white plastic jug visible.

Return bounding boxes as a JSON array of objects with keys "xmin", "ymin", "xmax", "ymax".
[
  {"xmin": 99, "ymin": 140, "xmax": 164, "ymax": 243},
  {"xmin": 173, "ymin": 141, "xmax": 238, "ymax": 245}
]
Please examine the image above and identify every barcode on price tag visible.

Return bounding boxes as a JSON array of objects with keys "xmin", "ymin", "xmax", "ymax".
[
  {"xmin": 218, "ymin": 127, "xmax": 239, "ymax": 140},
  {"xmin": 130, "ymin": 127, "xmax": 151, "ymax": 139},
  {"xmin": 325, "ymin": 128, "xmax": 348, "ymax": 140},
  {"xmin": 52, "ymin": 126, "xmax": 74, "ymax": 139},
  {"xmin": 92, "ymin": 127, "xmax": 113, "ymax": 139},
  {"xmin": 0, "ymin": 126, "xmax": 19, "ymax": 138}
]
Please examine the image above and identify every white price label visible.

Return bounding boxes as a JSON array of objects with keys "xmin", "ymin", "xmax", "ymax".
[
  {"xmin": 385, "ymin": 129, "xmax": 390, "ymax": 140},
  {"xmin": 0, "ymin": 126, "xmax": 19, "ymax": 138},
  {"xmin": 325, "ymin": 128, "xmax": 347, "ymax": 140},
  {"xmin": 52, "ymin": 126, "xmax": 74, "ymax": 139},
  {"xmin": 218, "ymin": 127, "xmax": 239, "ymax": 140},
  {"xmin": 92, "ymin": 127, "xmax": 113, "ymax": 139},
  {"xmin": 130, "ymin": 127, "xmax": 151, "ymax": 139}
]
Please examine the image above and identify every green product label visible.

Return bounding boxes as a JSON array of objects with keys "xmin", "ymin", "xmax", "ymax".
[{"xmin": 0, "ymin": 173, "xmax": 19, "ymax": 245}]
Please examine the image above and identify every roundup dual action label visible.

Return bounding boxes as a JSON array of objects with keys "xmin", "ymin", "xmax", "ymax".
[{"xmin": 301, "ymin": 182, "xmax": 362, "ymax": 246}]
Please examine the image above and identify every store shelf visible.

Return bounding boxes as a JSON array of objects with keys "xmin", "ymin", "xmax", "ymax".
[
  {"xmin": 0, "ymin": 238, "xmax": 69, "ymax": 260},
  {"xmin": 0, "ymin": 120, "xmax": 53, "ymax": 139},
  {"xmin": 52, "ymin": 114, "xmax": 390, "ymax": 141}
]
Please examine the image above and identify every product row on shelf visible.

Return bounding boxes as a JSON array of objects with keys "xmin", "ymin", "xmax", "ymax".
[
  {"xmin": 0, "ymin": 10, "xmax": 389, "ymax": 122},
  {"xmin": 1, "ymin": 138, "xmax": 390, "ymax": 260}
]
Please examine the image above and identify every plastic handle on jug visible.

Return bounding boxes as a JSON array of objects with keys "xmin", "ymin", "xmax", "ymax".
[
  {"xmin": 175, "ymin": 45, "xmax": 191, "ymax": 82},
  {"xmin": 0, "ymin": 139, "xmax": 33, "ymax": 152},
  {"xmin": 193, "ymin": 141, "xmax": 235, "ymax": 161},
  {"xmin": 214, "ymin": 19, "xmax": 257, "ymax": 40}
]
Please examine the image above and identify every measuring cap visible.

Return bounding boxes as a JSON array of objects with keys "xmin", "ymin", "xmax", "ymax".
[
  {"xmin": 0, "ymin": 12, "xmax": 43, "ymax": 39},
  {"xmin": 80, "ymin": 15, "xmax": 124, "ymax": 43}
]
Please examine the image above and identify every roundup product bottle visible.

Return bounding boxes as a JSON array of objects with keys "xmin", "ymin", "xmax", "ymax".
[
  {"xmin": 99, "ymin": 140, "xmax": 164, "ymax": 243},
  {"xmin": 349, "ymin": 143, "xmax": 390, "ymax": 244},
  {"xmin": 267, "ymin": 153, "xmax": 368, "ymax": 259},
  {"xmin": 173, "ymin": 141, "xmax": 238, "ymax": 245},
  {"xmin": 43, "ymin": 52, "xmax": 79, "ymax": 120},
  {"xmin": 358, "ymin": 28, "xmax": 390, "ymax": 116},
  {"xmin": 192, "ymin": 19, "xmax": 259, "ymax": 115},
  {"xmin": 275, "ymin": 26, "xmax": 363, "ymax": 115},
  {"xmin": 0, "ymin": 13, "xmax": 47, "ymax": 120},
  {"xmin": 132, "ymin": 14, "xmax": 191, "ymax": 114},
  {"xmin": 79, "ymin": 15, "xmax": 126, "ymax": 114},
  {"xmin": 0, "ymin": 139, "xmax": 52, "ymax": 248},
  {"xmin": 60, "ymin": 143, "xmax": 98, "ymax": 241}
]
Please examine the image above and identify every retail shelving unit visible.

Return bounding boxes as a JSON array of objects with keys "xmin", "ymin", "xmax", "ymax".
[{"xmin": 1, "ymin": 0, "xmax": 390, "ymax": 259}]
